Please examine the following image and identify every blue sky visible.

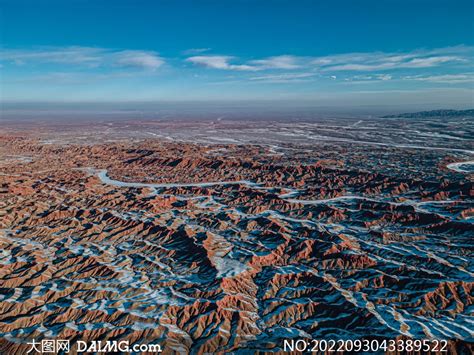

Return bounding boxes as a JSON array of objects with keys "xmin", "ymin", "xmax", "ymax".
[{"xmin": 1, "ymin": 0, "xmax": 473, "ymax": 106}]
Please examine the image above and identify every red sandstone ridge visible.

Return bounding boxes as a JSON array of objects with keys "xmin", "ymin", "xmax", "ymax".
[{"xmin": 0, "ymin": 116, "xmax": 472, "ymax": 353}]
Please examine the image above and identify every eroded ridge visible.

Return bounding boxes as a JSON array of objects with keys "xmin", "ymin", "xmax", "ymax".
[{"xmin": 0, "ymin": 120, "xmax": 473, "ymax": 353}]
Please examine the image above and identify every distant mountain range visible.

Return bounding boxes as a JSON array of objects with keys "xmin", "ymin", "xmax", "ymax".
[{"xmin": 382, "ymin": 109, "xmax": 474, "ymax": 118}]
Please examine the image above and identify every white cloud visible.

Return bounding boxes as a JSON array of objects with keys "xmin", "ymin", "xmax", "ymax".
[
  {"xmin": 376, "ymin": 74, "xmax": 392, "ymax": 81},
  {"xmin": 186, "ymin": 56, "xmax": 258, "ymax": 71},
  {"xmin": 404, "ymin": 56, "xmax": 465, "ymax": 68},
  {"xmin": 0, "ymin": 46, "xmax": 103, "ymax": 65},
  {"xmin": 183, "ymin": 48, "xmax": 212, "ymax": 55},
  {"xmin": 324, "ymin": 56, "xmax": 464, "ymax": 71},
  {"xmin": 113, "ymin": 50, "xmax": 164, "ymax": 70},
  {"xmin": 403, "ymin": 73, "xmax": 474, "ymax": 84},
  {"xmin": 185, "ymin": 46, "xmax": 472, "ymax": 75},
  {"xmin": 0, "ymin": 46, "xmax": 165, "ymax": 70},
  {"xmin": 2, "ymin": 44, "xmax": 473, "ymax": 93},
  {"xmin": 248, "ymin": 72, "xmax": 315, "ymax": 83},
  {"xmin": 313, "ymin": 58, "xmax": 333, "ymax": 66},
  {"xmin": 186, "ymin": 54, "xmax": 302, "ymax": 71},
  {"xmin": 249, "ymin": 55, "xmax": 301, "ymax": 69},
  {"xmin": 313, "ymin": 47, "xmax": 470, "ymax": 72},
  {"xmin": 345, "ymin": 73, "xmax": 392, "ymax": 82}
]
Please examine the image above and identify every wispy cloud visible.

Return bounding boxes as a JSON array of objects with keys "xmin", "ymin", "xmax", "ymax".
[
  {"xmin": 186, "ymin": 56, "xmax": 258, "ymax": 71},
  {"xmin": 0, "ymin": 46, "xmax": 165, "ymax": 70},
  {"xmin": 248, "ymin": 72, "xmax": 316, "ymax": 83},
  {"xmin": 312, "ymin": 46, "xmax": 471, "ymax": 72},
  {"xmin": 183, "ymin": 48, "xmax": 212, "ymax": 55},
  {"xmin": 249, "ymin": 55, "xmax": 301, "ymax": 69},
  {"xmin": 113, "ymin": 50, "xmax": 164, "ymax": 70},
  {"xmin": 3, "ymin": 45, "xmax": 471, "ymax": 75},
  {"xmin": 186, "ymin": 55, "xmax": 303, "ymax": 71},
  {"xmin": 327, "ymin": 56, "xmax": 462, "ymax": 71},
  {"xmin": 345, "ymin": 74, "xmax": 393, "ymax": 82},
  {"xmin": 2, "ymin": 44, "xmax": 473, "ymax": 102},
  {"xmin": 403, "ymin": 73, "xmax": 474, "ymax": 84},
  {"xmin": 185, "ymin": 46, "xmax": 472, "ymax": 76},
  {"xmin": 1, "ymin": 46, "xmax": 103, "ymax": 66}
]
